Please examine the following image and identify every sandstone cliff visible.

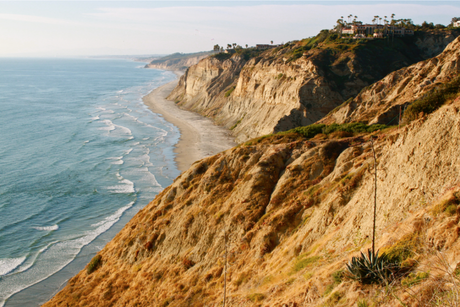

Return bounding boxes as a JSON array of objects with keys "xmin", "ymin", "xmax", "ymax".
[
  {"xmin": 145, "ymin": 52, "xmax": 213, "ymax": 71},
  {"xmin": 321, "ymin": 36, "xmax": 460, "ymax": 126},
  {"xmin": 44, "ymin": 95, "xmax": 460, "ymax": 306},
  {"xmin": 168, "ymin": 31, "xmax": 459, "ymax": 143},
  {"xmin": 42, "ymin": 31, "xmax": 460, "ymax": 307}
]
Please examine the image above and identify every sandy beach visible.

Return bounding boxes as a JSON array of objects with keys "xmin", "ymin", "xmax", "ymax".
[{"xmin": 143, "ymin": 74, "xmax": 236, "ymax": 172}]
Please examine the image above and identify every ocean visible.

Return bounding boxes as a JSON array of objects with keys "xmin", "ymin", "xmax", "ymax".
[{"xmin": 0, "ymin": 58, "xmax": 180, "ymax": 306}]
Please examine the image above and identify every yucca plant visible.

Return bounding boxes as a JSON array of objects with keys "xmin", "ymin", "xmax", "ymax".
[{"xmin": 346, "ymin": 249, "xmax": 399, "ymax": 284}]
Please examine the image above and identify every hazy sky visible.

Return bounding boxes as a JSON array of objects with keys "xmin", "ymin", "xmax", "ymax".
[{"xmin": 1, "ymin": 1, "xmax": 459, "ymax": 57}]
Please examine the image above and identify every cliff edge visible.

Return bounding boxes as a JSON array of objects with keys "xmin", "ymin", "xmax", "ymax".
[{"xmin": 168, "ymin": 30, "xmax": 459, "ymax": 143}]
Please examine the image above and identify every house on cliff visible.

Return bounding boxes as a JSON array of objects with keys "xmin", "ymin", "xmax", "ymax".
[{"xmin": 341, "ymin": 23, "xmax": 414, "ymax": 37}]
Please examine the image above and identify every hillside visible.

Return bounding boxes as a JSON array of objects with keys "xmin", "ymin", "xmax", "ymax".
[
  {"xmin": 320, "ymin": 34, "xmax": 460, "ymax": 125},
  {"xmin": 43, "ymin": 98, "xmax": 460, "ymax": 307},
  {"xmin": 145, "ymin": 51, "xmax": 214, "ymax": 71},
  {"xmin": 44, "ymin": 37, "xmax": 460, "ymax": 307},
  {"xmin": 168, "ymin": 30, "xmax": 460, "ymax": 143}
]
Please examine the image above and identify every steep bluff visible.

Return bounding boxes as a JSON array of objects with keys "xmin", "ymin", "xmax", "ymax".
[
  {"xmin": 42, "ymin": 31, "xmax": 460, "ymax": 307},
  {"xmin": 168, "ymin": 31, "xmax": 459, "ymax": 143},
  {"xmin": 44, "ymin": 96, "xmax": 460, "ymax": 306},
  {"xmin": 145, "ymin": 52, "xmax": 213, "ymax": 71},
  {"xmin": 322, "ymin": 36, "xmax": 460, "ymax": 125}
]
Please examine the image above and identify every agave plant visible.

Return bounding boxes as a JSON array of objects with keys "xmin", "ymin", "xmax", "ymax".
[{"xmin": 346, "ymin": 249, "xmax": 399, "ymax": 284}]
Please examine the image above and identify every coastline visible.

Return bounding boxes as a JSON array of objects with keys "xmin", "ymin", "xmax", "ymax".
[{"xmin": 143, "ymin": 72, "xmax": 236, "ymax": 172}]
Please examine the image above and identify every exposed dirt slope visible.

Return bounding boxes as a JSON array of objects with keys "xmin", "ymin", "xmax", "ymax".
[
  {"xmin": 321, "ymin": 36, "xmax": 460, "ymax": 125},
  {"xmin": 168, "ymin": 31, "xmax": 459, "ymax": 143},
  {"xmin": 43, "ymin": 97, "xmax": 460, "ymax": 307}
]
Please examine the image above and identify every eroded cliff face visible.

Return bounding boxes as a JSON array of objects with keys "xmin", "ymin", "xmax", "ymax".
[
  {"xmin": 415, "ymin": 29, "xmax": 460, "ymax": 59},
  {"xmin": 322, "ymin": 36, "xmax": 460, "ymax": 125},
  {"xmin": 44, "ymin": 98, "xmax": 460, "ymax": 307},
  {"xmin": 168, "ymin": 32, "xmax": 459, "ymax": 143},
  {"xmin": 146, "ymin": 52, "xmax": 212, "ymax": 71}
]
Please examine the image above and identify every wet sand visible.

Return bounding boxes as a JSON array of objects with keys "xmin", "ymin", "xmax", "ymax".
[{"xmin": 143, "ymin": 75, "xmax": 236, "ymax": 172}]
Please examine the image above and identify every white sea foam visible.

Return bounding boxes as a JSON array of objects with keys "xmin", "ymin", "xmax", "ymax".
[
  {"xmin": 0, "ymin": 257, "xmax": 26, "ymax": 276},
  {"xmin": 138, "ymin": 167, "xmax": 162, "ymax": 187},
  {"xmin": 114, "ymin": 124, "xmax": 132, "ymax": 135},
  {"xmin": 90, "ymin": 202, "xmax": 134, "ymax": 228},
  {"xmin": 125, "ymin": 113, "xmax": 139, "ymax": 122},
  {"xmin": 0, "ymin": 203, "xmax": 134, "ymax": 306},
  {"xmin": 91, "ymin": 115, "xmax": 100, "ymax": 120},
  {"xmin": 99, "ymin": 119, "xmax": 115, "ymax": 131},
  {"xmin": 106, "ymin": 156, "xmax": 123, "ymax": 160},
  {"xmin": 107, "ymin": 157, "xmax": 124, "ymax": 165},
  {"xmin": 107, "ymin": 179, "xmax": 135, "ymax": 194},
  {"xmin": 107, "ymin": 173, "xmax": 135, "ymax": 194},
  {"xmin": 96, "ymin": 107, "xmax": 106, "ymax": 111},
  {"xmin": 32, "ymin": 225, "xmax": 59, "ymax": 231},
  {"xmin": 125, "ymin": 148, "xmax": 133, "ymax": 155}
]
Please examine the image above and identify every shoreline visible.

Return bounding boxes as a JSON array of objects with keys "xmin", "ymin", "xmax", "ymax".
[{"xmin": 143, "ymin": 72, "xmax": 236, "ymax": 172}]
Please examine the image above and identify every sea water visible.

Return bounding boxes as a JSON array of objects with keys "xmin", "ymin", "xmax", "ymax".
[{"xmin": 0, "ymin": 58, "xmax": 180, "ymax": 306}]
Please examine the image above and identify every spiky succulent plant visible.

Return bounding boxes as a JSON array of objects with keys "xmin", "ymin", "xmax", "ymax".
[{"xmin": 346, "ymin": 249, "xmax": 399, "ymax": 284}]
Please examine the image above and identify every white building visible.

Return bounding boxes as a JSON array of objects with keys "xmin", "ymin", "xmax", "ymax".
[{"xmin": 341, "ymin": 24, "xmax": 414, "ymax": 37}]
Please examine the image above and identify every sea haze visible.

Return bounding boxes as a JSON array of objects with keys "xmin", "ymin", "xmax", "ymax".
[{"xmin": 0, "ymin": 58, "xmax": 180, "ymax": 306}]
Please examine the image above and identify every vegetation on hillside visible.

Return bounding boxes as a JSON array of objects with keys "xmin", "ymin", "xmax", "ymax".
[
  {"xmin": 282, "ymin": 122, "xmax": 390, "ymax": 139},
  {"xmin": 210, "ymin": 47, "xmax": 265, "ymax": 61},
  {"xmin": 403, "ymin": 75, "xmax": 460, "ymax": 122}
]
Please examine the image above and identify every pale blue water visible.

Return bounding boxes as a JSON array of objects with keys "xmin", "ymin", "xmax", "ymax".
[{"xmin": 0, "ymin": 58, "xmax": 180, "ymax": 306}]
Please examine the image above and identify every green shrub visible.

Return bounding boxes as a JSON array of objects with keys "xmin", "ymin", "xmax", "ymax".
[
  {"xmin": 332, "ymin": 269, "xmax": 344, "ymax": 283},
  {"xmin": 345, "ymin": 249, "xmax": 400, "ymax": 284},
  {"xmin": 327, "ymin": 291, "xmax": 345, "ymax": 304},
  {"xmin": 357, "ymin": 299, "xmax": 369, "ymax": 307},
  {"xmin": 230, "ymin": 118, "xmax": 242, "ymax": 130},
  {"xmin": 224, "ymin": 86, "xmax": 235, "ymax": 97},
  {"xmin": 382, "ymin": 232, "xmax": 421, "ymax": 263},
  {"xmin": 87, "ymin": 254, "xmax": 102, "ymax": 274},
  {"xmin": 247, "ymin": 293, "xmax": 265, "ymax": 302},
  {"xmin": 292, "ymin": 255, "xmax": 321, "ymax": 272},
  {"xmin": 403, "ymin": 76, "xmax": 460, "ymax": 121},
  {"xmin": 281, "ymin": 123, "xmax": 390, "ymax": 140},
  {"xmin": 286, "ymin": 124, "xmax": 326, "ymax": 138},
  {"xmin": 432, "ymin": 193, "xmax": 460, "ymax": 216},
  {"xmin": 211, "ymin": 53, "xmax": 232, "ymax": 61},
  {"xmin": 401, "ymin": 271, "xmax": 429, "ymax": 287}
]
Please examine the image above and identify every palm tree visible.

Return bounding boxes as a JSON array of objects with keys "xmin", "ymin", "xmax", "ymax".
[
  {"xmin": 270, "ymin": 40, "xmax": 273, "ymax": 45},
  {"xmin": 245, "ymin": 44, "xmax": 248, "ymax": 48}
]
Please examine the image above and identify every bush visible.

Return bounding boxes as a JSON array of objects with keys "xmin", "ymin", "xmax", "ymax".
[
  {"xmin": 287, "ymin": 124, "xmax": 326, "ymax": 138},
  {"xmin": 292, "ymin": 255, "xmax": 321, "ymax": 272},
  {"xmin": 247, "ymin": 293, "xmax": 265, "ymax": 302},
  {"xmin": 382, "ymin": 232, "xmax": 422, "ymax": 263},
  {"xmin": 87, "ymin": 254, "xmax": 102, "ymax": 274},
  {"xmin": 345, "ymin": 249, "xmax": 400, "ymax": 284},
  {"xmin": 211, "ymin": 53, "xmax": 232, "ymax": 61},
  {"xmin": 401, "ymin": 271, "xmax": 429, "ymax": 287},
  {"xmin": 281, "ymin": 123, "xmax": 390, "ymax": 139},
  {"xmin": 224, "ymin": 86, "xmax": 235, "ymax": 97},
  {"xmin": 403, "ymin": 76, "xmax": 460, "ymax": 122}
]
